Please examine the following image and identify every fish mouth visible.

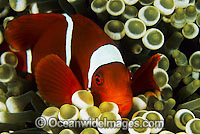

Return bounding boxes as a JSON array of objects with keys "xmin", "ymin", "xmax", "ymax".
[{"xmin": 117, "ymin": 99, "xmax": 132, "ymax": 117}]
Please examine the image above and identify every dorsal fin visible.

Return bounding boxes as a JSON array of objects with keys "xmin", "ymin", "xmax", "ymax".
[{"xmin": 5, "ymin": 13, "xmax": 67, "ymax": 51}]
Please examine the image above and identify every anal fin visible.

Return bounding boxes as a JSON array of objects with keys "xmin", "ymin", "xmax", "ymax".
[{"xmin": 35, "ymin": 54, "xmax": 82, "ymax": 106}]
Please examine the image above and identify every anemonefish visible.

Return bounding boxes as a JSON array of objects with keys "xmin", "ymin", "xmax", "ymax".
[{"xmin": 5, "ymin": 13, "xmax": 161, "ymax": 117}]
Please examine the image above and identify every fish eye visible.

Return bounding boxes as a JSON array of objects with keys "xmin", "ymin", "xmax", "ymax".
[{"xmin": 95, "ymin": 74, "xmax": 103, "ymax": 85}]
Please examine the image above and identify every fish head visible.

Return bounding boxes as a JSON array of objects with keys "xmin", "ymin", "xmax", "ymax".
[{"xmin": 91, "ymin": 62, "xmax": 133, "ymax": 117}]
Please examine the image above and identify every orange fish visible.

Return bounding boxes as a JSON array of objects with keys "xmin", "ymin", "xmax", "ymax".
[{"xmin": 5, "ymin": 13, "xmax": 161, "ymax": 117}]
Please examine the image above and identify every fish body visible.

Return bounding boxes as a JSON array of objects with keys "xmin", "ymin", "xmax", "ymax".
[{"xmin": 5, "ymin": 13, "xmax": 161, "ymax": 117}]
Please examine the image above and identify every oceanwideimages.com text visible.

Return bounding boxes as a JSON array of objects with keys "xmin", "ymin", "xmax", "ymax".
[{"xmin": 35, "ymin": 117, "xmax": 164, "ymax": 130}]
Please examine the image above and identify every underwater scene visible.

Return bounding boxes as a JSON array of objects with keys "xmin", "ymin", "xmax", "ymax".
[{"xmin": 0, "ymin": 0, "xmax": 200, "ymax": 133}]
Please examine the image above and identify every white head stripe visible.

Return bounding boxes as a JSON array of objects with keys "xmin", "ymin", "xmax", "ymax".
[
  {"xmin": 88, "ymin": 44, "xmax": 124, "ymax": 88},
  {"xmin": 26, "ymin": 49, "xmax": 32, "ymax": 73},
  {"xmin": 62, "ymin": 13, "xmax": 73, "ymax": 66}
]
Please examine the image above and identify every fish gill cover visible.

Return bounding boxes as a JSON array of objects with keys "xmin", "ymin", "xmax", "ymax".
[{"xmin": 0, "ymin": 0, "xmax": 200, "ymax": 134}]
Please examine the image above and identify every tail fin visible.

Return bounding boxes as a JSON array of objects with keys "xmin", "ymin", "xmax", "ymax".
[
  {"xmin": 131, "ymin": 54, "xmax": 161, "ymax": 94},
  {"xmin": 5, "ymin": 13, "xmax": 67, "ymax": 51},
  {"xmin": 35, "ymin": 54, "xmax": 82, "ymax": 106}
]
